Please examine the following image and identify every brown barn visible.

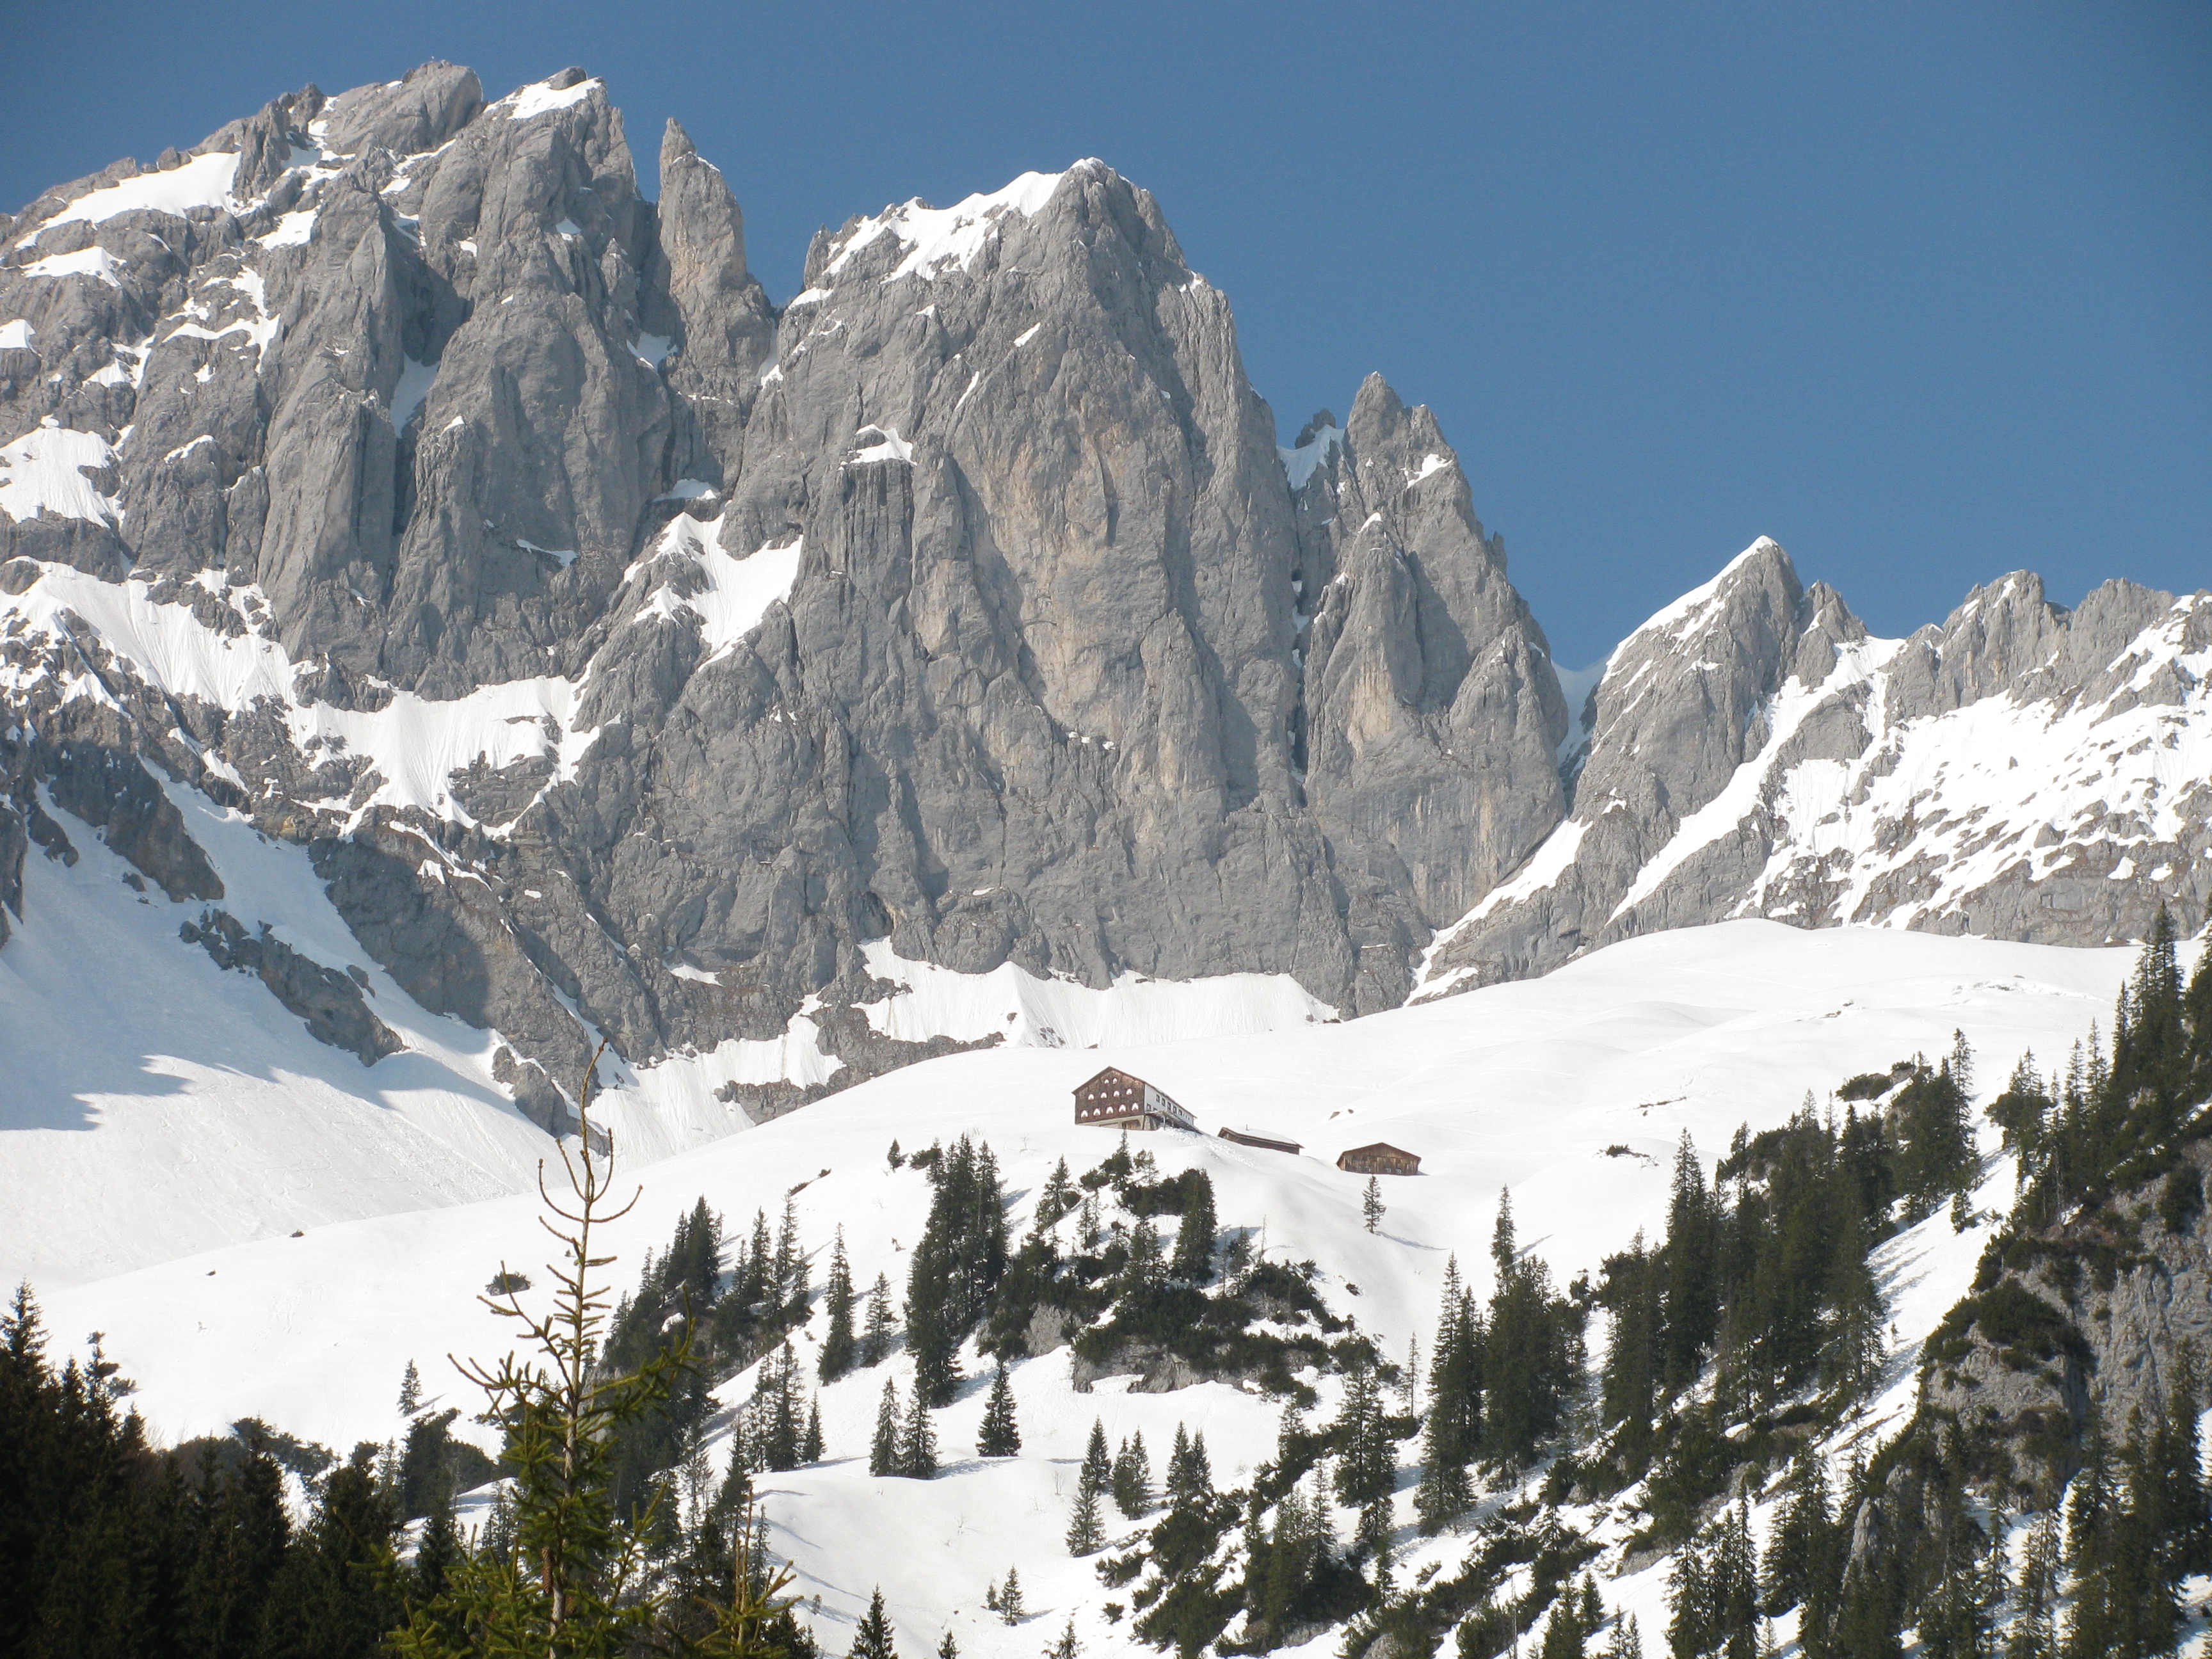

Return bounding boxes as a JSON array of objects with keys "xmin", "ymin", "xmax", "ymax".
[
  {"xmin": 1220, "ymin": 1127, "xmax": 1302, "ymax": 1156},
  {"xmin": 1073, "ymin": 1067, "xmax": 1194, "ymax": 1132},
  {"xmin": 1336, "ymin": 1142, "xmax": 1420, "ymax": 1176}
]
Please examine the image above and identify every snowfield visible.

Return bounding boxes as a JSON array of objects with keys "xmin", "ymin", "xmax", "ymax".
[{"xmin": 30, "ymin": 919, "xmax": 2145, "ymax": 1657}]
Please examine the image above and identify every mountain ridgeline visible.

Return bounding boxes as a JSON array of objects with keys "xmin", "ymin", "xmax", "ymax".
[{"xmin": 2, "ymin": 61, "xmax": 2208, "ymax": 1130}]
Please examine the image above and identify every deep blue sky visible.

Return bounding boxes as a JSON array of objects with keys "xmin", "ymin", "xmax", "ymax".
[{"xmin": 6, "ymin": 1, "xmax": 2205, "ymax": 666}]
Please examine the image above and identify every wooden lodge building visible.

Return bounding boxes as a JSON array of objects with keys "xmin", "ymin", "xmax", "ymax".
[
  {"xmin": 1219, "ymin": 1126, "xmax": 1302, "ymax": 1156},
  {"xmin": 1336, "ymin": 1142, "xmax": 1421, "ymax": 1176},
  {"xmin": 1073, "ymin": 1066, "xmax": 1195, "ymax": 1132}
]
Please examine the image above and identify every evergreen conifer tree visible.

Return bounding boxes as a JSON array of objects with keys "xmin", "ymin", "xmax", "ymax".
[
  {"xmin": 1170, "ymin": 1428, "xmax": 1213, "ymax": 1509},
  {"xmin": 1822, "ymin": 1201, "xmax": 1886, "ymax": 1399},
  {"xmin": 1538, "ymin": 1593, "xmax": 1585, "ymax": 1659},
  {"xmin": 771, "ymin": 1196, "xmax": 810, "ymax": 1322},
  {"xmin": 863, "ymin": 1273, "xmax": 897, "ymax": 1366},
  {"xmin": 978, "ymin": 1362, "xmax": 1022, "ymax": 1457},
  {"xmin": 849, "ymin": 1588, "xmax": 898, "ymax": 1659},
  {"xmin": 1171, "ymin": 1171, "xmax": 1218, "ymax": 1282},
  {"xmin": 1110, "ymin": 1431, "xmax": 1153, "ymax": 1516},
  {"xmin": 739, "ymin": 1209, "xmax": 774, "ymax": 1312},
  {"xmin": 2007, "ymin": 1511, "xmax": 2060, "ymax": 1659},
  {"xmin": 2139, "ymin": 1346, "xmax": 2211, "ymax": 1587},
  {"xmin": 1667, "ymin": 1532, "xmax": 1711, "ymax": 1659},
  {"xmin": 998, "ymin": 1566, "xmax": 1024, "ymax": 1624},
  {"xmin": 803, "ymin": 1397, "xmax": 825, "ymax": 1464},
  {"xmin": 821, "ymin": 1230, "xmax": 857, "ymax": 1381},
  {"xmin": 1065, "ymin": 1482, "xmax": 1105, "ymax": 1556},
  {"xmin": 1416, "ymin": 1256, "xmax": 1482, "ymax": 1532},
  {"xmin": 2062, "ymin": 1427, "xmax": 2119, "ymax": 1659},
  {"xmin": 900, "ymin": 1388, "xmax": 940, "ymax": 1479},
  {"xmin": 1362, "ymin": 1176, "xmax": 1385, "ymax": 1235},
  {"xmin": 1081, "ymin": 1416, "xmax": 1112, "ymax": 1499},
  {"xmin": 1125, "ymin": 1219, "xmax": 1164, "ymax": 1294},
  {"xmin": 1484, "ymin": 1233, "xmax": 1576, "ymax": 1465},
  {"xmin": 1033, "ymin": 1159, "xmax": 1078, "ymax": 1236},
  {"xmin": 1333, "ymin": 1358, "xmax": 1395, "ymax": 1558},
  {"xmin": 1663, "ymin": 1133, "xmax": 1720, "ymax": 1390},
  {"xmin": 938, "ymin": 1630, "xmax": 959, "ymax": 1659},
  {"xmin": 1066, "ymin": 1418, "xmax": 1112, "ymax": 1553},
  {"xmin": 412, "ymin": 1485, "xmax": 461, "ymax": 1605},
  {"xmin": 1044, "ymin": 1617, "xmax": 1081, "ymax": 1659},
  {"xmin": 390, "ymin": 1045, "xmax": 787, "ymax": 1659},
  {"xmin": 906, "ymin": 1137, "xmax": 1009, "ymax": 1404},
  {"xmin": 259, "ymin": 1443, "xmax": 405, "ymax": 1659},
  {"xmin": 397, "ymin": 1358, "xmax": 422, "ymax": 1415},
  {"xmin": 869, "ymin": 1380, "xmax": 902, "ymax": 1477}
]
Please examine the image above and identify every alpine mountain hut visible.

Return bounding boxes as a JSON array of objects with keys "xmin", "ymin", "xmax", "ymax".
[{"xmin": 1073, "ymin": 1067, "xmax": 1194, "ymax": 1132}]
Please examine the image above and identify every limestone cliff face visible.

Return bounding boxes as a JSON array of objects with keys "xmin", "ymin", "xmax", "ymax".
[
  {"xmin": 1, "ymin": 63, "xmax": 2205, "ymax": 1126},
  {"xmin": 1922, "ymin": 1142, "xmax": 2212, "ymax": 1478}
]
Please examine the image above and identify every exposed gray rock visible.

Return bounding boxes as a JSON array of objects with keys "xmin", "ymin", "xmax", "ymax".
[
  {"xmin": 3, "ymin": 64, "xmax": 2206, "ymax": 1139},
  {"xmin": 180, "ymin": 906, "xmax": 403, "ymax": 1064},
  {"xmin": 1292, "ymin": 375, "xmax": 1569, "ymax": 1007},
  {"xmin": 1921, "ymin": 1143, "xmax": 2212, "ymax": 1483}
]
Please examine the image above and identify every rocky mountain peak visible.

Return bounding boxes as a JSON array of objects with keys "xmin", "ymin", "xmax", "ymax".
[{"xmin": 1, "ymin": 65, "xmax": 2204, "ymax": 1139}]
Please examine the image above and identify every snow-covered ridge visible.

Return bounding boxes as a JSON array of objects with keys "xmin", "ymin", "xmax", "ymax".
[
  {"xmin": 1605, "ymin": 629, "xmax": 1908, "ymax": 922},
  {"xmin": 1613, "ymin": 534, "xmax": 1779, "ymax": 660},
  {"xmin": 21, "ymin": 245, "xmax": 127, "ymax": 285},
  {"xmin": 822, "ymin": 166, "xmax": 1077, "ymax": 285},
  {"xmin": 17, "ymin": 150, "xmax": 241, "ymax": 243},
  {"xmin": 1418, "ymin": 557, "xmax": 2212, "ymax": 1002},
  {"xmin": 501, "ymin": 76, "xmax": 602, "ymax": 122}
]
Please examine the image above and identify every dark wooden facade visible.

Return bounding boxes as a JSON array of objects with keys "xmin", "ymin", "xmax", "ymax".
[
  {"xmin": 1336, "ymin": 1142, "xmax": 1421, "ymax": 1176},
  {"xmin": 1073, "ymin": 1066, "xmax": 1194, "ymax": 1131},
  {"xmin": 1219, "ymin": 1126, "xmax": 1302, "ymax": 1155}
]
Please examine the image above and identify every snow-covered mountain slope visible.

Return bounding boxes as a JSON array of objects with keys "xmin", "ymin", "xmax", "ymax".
[
  {"xmin": 38, "ymin": 921, "xmax": 2139, "ymax": 1655},
  {"xmin": 1419, "ymin": 542, "xmax": 2212, "ymax": 997},
  {"xmin": 0, "ymin": 739, "xmax": 1333, "ymax": 1286},
  {"xmin": 4, "ymin": 63, "xmax": 2202, "ymax": 1175}
]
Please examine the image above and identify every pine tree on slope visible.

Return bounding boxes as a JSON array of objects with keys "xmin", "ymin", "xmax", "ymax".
[
  {"xmin": 1110, "ymin": 1431, "xmax": 1153, "ymax": 1517},
  {"xmin": 849, "ymin": 1588, "xmax": 897, "ymax": 1659},
  {"xmin": 978, "ymin": 1361, "xmax": 1022, "ymax": 1457},
  {"xmin": 1333, "ymin": 1358, "xmax": 1395, "ymax": 1559},
  {"xmin": 1166, "ymin": 1424, "xmax": 1214, "ymax": 1512},
  {"xmin": 1171, "ymin": 1171, "xmax": 1218, "ymax": 1283},
  {"xmin": 869, "ymin": 1380, "xmax": 902, "ymax": 1477},
  {"xmin": 1415, "ymin": 1255, "xmax": 1481, "ymax": 1532},
  {"xmin": 863, "ymin": 1273, "xmax": 896, "ymax": 1366},
  {"xmin": 900, "ymin": 1388, "xmax": 939, "ymax": 1479},
  {"xmin": 819, "ymin": 1230, "xmax": 856, "ymax": 1381}
]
